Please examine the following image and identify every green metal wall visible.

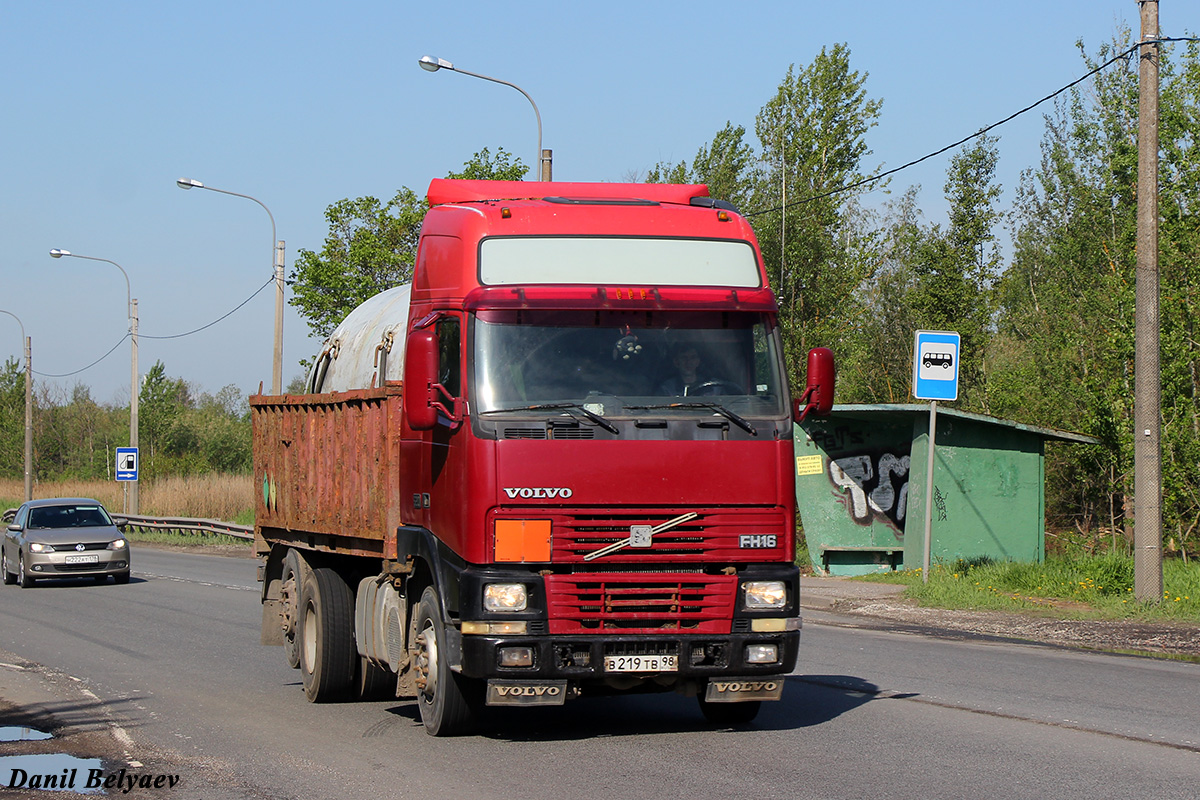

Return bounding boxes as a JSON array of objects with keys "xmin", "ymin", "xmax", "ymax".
[{"xmin": 795, "ymin": 405, "xmax": 1083, "ymax": 576}]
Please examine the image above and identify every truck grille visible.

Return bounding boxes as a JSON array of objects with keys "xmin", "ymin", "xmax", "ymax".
[
  {"xmin": 544, "ymin": 572, "xmax": 737, "ymax": 634},
  {"xmin": 547, "ymin": 510, "xmax": 786, "ymax": 562}
]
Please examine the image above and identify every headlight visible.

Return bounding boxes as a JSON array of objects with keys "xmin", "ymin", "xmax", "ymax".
[
  {"xmin": 483, "ymin": 583, "xmax": 528, "ymax": 612},
  {"xmin": 107, "ymin": 539, "xmax": 127, "ymax": 550},
  {"xmin": 28, "ymin": 542, "xmax": 52, "ymax": 553},
  {"xmin": 743, "ymin": 580, "xmax": 787, "ymax": 610}
]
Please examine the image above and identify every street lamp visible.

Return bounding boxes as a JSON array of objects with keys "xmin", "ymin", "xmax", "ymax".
[
  {"xmin": 418, "ymin": 55, "xmax": 551, "ymax": 181},
  {"xmin": 0, "ymin": 309, "xmax": 33, "ymax": 501},
  {"xmin": 50, "ymin": 249, "xmax": 139, "ymax": 514},
  {"xmin": 176, "ymin": 178, "xmax": 285, "ymax": 394}
]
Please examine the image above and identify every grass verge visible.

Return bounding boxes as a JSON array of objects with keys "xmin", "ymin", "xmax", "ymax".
[{"xmin": 857, "ymin": 554, "xmax": 1199, "ymax": 621}]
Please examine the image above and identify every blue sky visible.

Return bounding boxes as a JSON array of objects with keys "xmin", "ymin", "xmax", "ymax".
[{"xmin": 1, "ymin": 1, "xmax": 1193, "ymax": 404}]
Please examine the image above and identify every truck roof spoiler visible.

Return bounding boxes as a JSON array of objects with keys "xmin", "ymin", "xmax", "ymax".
[{"xmin": 426, "ymin": 178, "xmax": 711, "ymax": 207}]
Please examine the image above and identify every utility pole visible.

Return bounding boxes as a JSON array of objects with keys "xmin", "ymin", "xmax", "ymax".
[{"xmin": 1134, "ymin": 0, "xmax": 1163, "ymax": 602}]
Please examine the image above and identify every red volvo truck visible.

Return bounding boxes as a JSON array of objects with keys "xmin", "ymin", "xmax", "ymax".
[{"xmin": 252, "ymin": 178, "xmax": 834, "ymax": 735}]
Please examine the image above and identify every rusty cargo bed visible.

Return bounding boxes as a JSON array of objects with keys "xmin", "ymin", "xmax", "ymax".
[{"xmin": 250, "ymin": 385, "xmax": 404, "ymax": 560}]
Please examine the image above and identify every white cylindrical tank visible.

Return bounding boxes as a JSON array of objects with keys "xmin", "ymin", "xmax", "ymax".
[{"xmin": 306, "ymin": 284, "xmax": 412, "ymax": 393}]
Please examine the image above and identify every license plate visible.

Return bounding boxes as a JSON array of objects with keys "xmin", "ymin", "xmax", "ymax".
[
  {"xmin": 604, "ymin": 654, "xmax": 678, "ymax": 673},
  {"xmin": 64, "ymin": 554, "xmax": 100, "ymax": 564}
]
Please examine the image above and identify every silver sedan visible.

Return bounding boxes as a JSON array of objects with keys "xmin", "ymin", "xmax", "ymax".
[{"xmin": 2, "ymin": 497, "xmax": 131, "ymax": 587}]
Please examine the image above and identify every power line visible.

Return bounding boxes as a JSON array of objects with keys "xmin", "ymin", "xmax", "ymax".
[
  {"xmin": 31, "ymin": 275, "xmax": 276, "ymax": 379},
  {"xmin": 34, "ymin": 334, "xmax": 130, "ymax": 379},
  {"xmin": 746, "ymin": 36, "xmax": 1199, "ymax": 219},
  {"xmin": 138, "ymin": 275, "xmax": 274, "ymax": 340}
]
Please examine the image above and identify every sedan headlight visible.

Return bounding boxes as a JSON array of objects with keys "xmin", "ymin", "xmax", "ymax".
[
  {"xmin": 743, "ymin": 580, "xmax": 787, "ymax": 610},
  {"xmin": 483, "ymin": 583, "xmax": 528, "ymax": 612},
  {"xmin": 107, "ymin": 539, "xmax": 127, "ymax": 550},
  {"xmin": 28, "ymin": 542, "xmax": 52, "ymax": 553}
]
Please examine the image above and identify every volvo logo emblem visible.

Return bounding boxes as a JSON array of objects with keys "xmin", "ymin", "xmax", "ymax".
[{"xmin": 502, "ymin": 487, "xmax": 574, "ymax": 499}]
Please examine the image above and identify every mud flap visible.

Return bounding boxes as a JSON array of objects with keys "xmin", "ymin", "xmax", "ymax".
[{"xmin": 703, "ymin": 678, "xmax": 785, "ymax": 703}]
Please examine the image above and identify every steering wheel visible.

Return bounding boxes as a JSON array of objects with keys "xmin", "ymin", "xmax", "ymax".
[{"xmin": 687, "ymin": 380, "xmax": 744, "ymax": 397}]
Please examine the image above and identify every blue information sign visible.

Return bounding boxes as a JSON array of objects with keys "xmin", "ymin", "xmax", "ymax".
[
  {"xmin": 912, "ymin": 330, "xmax": 960, "ymax": 401},
  {"xmin": 116, "ymin": 447, "xmax": 139, "ymax": 482}
]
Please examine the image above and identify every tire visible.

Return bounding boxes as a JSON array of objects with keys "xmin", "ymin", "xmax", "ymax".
[
  {"xmin": 698, "ymin": 697, "xmax": 761, "ymax": 726},
  {"xmin": 280, "ymin": 550, "xmax": 304, "ymax": 669},
  {"xmin": 411, "ymin": 585, "xmax": 480, "ymax": 736},
  {"xmin": 18, "ymin": 553, "xmax": 35, "ymax": 588},
  {"xmin": 355, "ymin": 655, "xmax": 394, "ymax": 701},
  {"xmin": 1, "ymin": 547, "xmax": 15, "ymax": 585},
  {"xmin": 113, "ymin": 571, "xmax": 131, "ymax": 585},
  {"xmin": 298, "ymin": 566, "xmax": 356, "ymax": 703}
]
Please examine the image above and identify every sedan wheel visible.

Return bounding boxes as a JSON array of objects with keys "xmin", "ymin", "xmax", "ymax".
[
  {"xmin": 1, "ymin": 548, "xmax": 15, "ymax": 585},
  {"xmin": 18, "ymin": 553, "xmax": 35, "ymax": 588}
]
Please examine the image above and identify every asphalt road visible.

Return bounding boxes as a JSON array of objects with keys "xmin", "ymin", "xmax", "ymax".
[{"xmin": 1, "ymin": 547, "xmax": 1198, "ymax": 799}]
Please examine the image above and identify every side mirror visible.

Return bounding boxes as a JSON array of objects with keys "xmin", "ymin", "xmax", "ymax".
[
  {"xmin": 404, "ymin": 329, "xmax": 440, "ymax": 431},
  {"xmin": 6, "ymin": 524, "xmax": 21, "ymax": 533},
  {"xmin": 111, "ymin": 517, "xmax": 128, "ymax": 530},
  {"xmin": 793, "ymin": 347, "xmax": 836, "ymax": 422}
]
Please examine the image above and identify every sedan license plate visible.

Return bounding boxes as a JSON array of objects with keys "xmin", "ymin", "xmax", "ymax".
[
  {"xmin": 604, "ymin": 654, "xmax": 678, "ymax": 673},
  {"xmin": 64, "ymin": 554, "xmax": 100, "ymax": 564}
]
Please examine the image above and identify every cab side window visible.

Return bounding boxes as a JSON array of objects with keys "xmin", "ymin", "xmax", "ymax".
[{"xmin": 436, "ymin": 318, "xmax": 461, "ymax": 397}]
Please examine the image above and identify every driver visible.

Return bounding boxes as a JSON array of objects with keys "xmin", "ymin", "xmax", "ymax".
[{"xmin": 659, "ymin": 346, "xmax": 706, "ymax": 396}]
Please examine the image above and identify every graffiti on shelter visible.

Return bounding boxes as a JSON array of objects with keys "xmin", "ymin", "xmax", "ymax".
[{"xmin": 828, "ymin": 450, "xmax": 910, "ymax": 534}]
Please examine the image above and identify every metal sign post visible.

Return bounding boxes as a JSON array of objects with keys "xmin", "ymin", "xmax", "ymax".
[{"xmin": 912, "ymin": 331, "xmax": 960, "ymax": 583}]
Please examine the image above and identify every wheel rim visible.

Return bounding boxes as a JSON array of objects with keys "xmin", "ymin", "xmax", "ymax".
[
  {"xmin": 302, "ymin": 600, "xmax": 318, "ymax": 674},
  {"xmin": 415, "ymin": 621, "xmax": 439, "ymax": 701},
  {"xmin": 280, "ymin": 573, "xmax": 298, "ymax": 641}
]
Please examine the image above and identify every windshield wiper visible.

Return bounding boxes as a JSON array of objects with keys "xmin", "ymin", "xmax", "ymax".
[
  {"xmin": 623, "ymin": 402, "xmax": 757, "ymax": 436},
  {"xmin": 480, "ymin": 402, "xmax": 620, "ymax": 435}
]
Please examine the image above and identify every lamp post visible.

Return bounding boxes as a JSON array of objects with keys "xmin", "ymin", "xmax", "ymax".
[
  {"xmin": 0, "ymin": 309, "xmax": 33, "ymax": 501},
  {"xmin": 49, "ymin": 249, "xmax": 139, "ymax": 513},
  {"xmin": 418, "ymin": 55, "xmax": 551, "ymax": 181},
  {"xmin": 176, "ymin": 178, "xmax": 285, "ymax": 394}
]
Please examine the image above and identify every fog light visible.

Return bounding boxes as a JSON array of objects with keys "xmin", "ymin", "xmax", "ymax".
[
  {"xmin": 745, "ymin": 644, "xmax": 779, "ymax": 664},
  {"xmin": 462, "ymin": 621, "xmax": 529, "ymax": 635},
  {"xmin": 500, "ymin": 646, "xmax": 534, "ymax": 668}
]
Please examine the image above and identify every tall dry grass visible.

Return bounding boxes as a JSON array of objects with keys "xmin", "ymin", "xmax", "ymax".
[{"xmin": 0, "ymin": 473, "xmax": 255, "ymax": 522}]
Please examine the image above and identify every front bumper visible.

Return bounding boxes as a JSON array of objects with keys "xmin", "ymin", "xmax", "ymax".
[
  {"xmin": 27, "ymin": 550, "xmax": 130, "ymax": 578},
  {"xmin": 460, "ymin": 628, "xmax": 799, "ymax": 682}
]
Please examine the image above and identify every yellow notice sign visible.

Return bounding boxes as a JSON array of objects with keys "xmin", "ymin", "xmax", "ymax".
[{"xmin": 795, "ymin": 455, "xmax": 824, "ymax": 476}]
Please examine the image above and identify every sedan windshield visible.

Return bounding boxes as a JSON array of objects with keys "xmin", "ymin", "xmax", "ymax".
[
  {"xmin": 472, "ymin": 309, "xmax": 787, "ymax": 417},
  {"xmin": 28, "ymin": 505, "xmax": 113, "ymax": 529}
]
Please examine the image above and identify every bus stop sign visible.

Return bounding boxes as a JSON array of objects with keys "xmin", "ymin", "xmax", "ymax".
[{"xmin": 912, "ymin": 330, "xmax": 960, "ymax": 401}]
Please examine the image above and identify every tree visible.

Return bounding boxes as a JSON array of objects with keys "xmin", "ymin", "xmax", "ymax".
[
  {"xmin": 647, "ymin": 123, "xmax": 758, "ymax": 209},
  {"xmin": 290, "ymin": 149, "xmax": 529, "ymax": 343},
  {"xmin": 749, "ymin": 45, "xmax": 884, "ymax": 387},
  {"xmin": 907, "ymin": 135, "xmax": 1003, "ymax": 410}
]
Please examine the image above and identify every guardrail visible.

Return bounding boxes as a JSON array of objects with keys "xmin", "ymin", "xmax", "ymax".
[
  {"xmin": 120, "ymin": 514, "xmax": 254, "ymax": 541},
  {"xmin": 1, "ymin": 507, "xmax": 253, "ymax": 541}
]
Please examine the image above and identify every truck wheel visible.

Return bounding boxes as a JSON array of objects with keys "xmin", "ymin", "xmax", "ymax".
[
  {"xmin": 698, "ymin": 698, "xmax": 761, "ymax": 726},
  {"xmin": 280, "ymin": 550, "xmax": 304, "ymax": 669},
  {"xmin": 355, "ymin": 655, "xmax": 393, "ymax": 701},
  {"xmin": 298, "ymin": 566, "xmax": 356, "ymax": 702},
  {"xmin": 411, "ymin": 586, "xmax": 479, "ymax": 736}
]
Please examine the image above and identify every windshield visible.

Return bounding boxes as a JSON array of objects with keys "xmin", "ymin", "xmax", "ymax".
[
  {"xmin": 472, "ymin": 309, "xmax": 787, "ymax": 417},
  {"xmin": 28, "ymin": 504, "xmax": 113, "ymax": 529}
]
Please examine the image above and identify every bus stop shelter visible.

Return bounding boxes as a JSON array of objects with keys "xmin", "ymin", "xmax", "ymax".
[{"xmin": 795, "ymin": 404, "xmax": 1099, "ymax": 576}]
